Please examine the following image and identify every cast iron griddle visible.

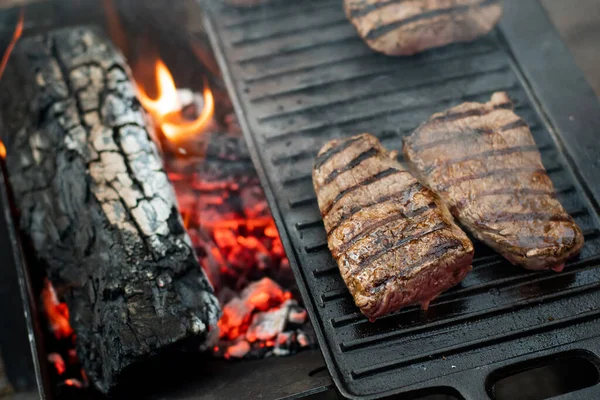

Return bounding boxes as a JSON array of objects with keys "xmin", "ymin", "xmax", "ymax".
[{"xmin": 203, "ymin": 1, "xmax": 600, "ymax": 398}]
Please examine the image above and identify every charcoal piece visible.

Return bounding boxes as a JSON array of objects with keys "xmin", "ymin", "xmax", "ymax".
[
  {"xmin": 246, "ymin": 301, "xmax": 292, "ymax": 342},
  {"xmin": 226, "ymin": 339, "xmax": 251, "ymax": 358},
  {"xmin": 287, "ymin": 306, "xmax": 308, "ymax": 326},
  {"xmin": 296, "ymin": 331, "xmax": 310, "ymax": 348},
  {"xmin": 273, "ymin": 332, "xmax": 294, "ymax": 356},
  {"xmin": 219, "ymin": 297, "xmax": 254, "ymax": 340},
  {"xmin": 0, "ymin": 27, "xmax": 220, "ymax": 393}
]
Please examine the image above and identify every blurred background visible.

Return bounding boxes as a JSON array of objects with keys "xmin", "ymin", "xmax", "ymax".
[{"xmin": 541, "ymin": 0, "xmax": 600, "ymax": 99}]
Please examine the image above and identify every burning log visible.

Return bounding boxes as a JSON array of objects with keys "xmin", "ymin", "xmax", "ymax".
[{"xmin": 0, "ymin": 27, "xmax": 220, "ymax": 393}]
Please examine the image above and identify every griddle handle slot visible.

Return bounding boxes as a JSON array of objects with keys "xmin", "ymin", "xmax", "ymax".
[
  {"xmin": 549, "ymin": 384, "xmax": 600, "ymax": 400},
  {"xmin": 445, "ymin": 369, "xmax": 489, "ymax": 400},
  {"xmin": 483, "ymin": 349, "xmax": 600, "ymax": 400}
]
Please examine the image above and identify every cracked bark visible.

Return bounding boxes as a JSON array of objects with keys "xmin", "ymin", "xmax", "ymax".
[{"xmin": 0, "ymin": 26, "xmax": 220, "ymax": 394}]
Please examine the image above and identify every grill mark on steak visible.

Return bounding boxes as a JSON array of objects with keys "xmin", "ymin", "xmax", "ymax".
[
  {"xmin": 324, "ymin": 147, "xmax": 378, "ymax": 185},
  {"xmin": 410, "ymin": 128, "xmax": 495, "ymax": 152},
  {"xmin": 315, "ymin": 133, "xmax": 474, "ymax": 319},
  {"xmin": 500, "ymin": 119, "xmax": 528, "ymax": 131},
  {"xmin": 429, "ymin": 101, "xmax": 513, "ymax": 124},
  {"xmin": 337, "ymin": 203, "xmax": 436, "ymax": 254},
  {"xmin": 478, "ymin": 212, "xmax": 574, "ymax": 225},
  {"xmin": 403, "ymin": 92, "xmax": 584, "ymax": 271},
  {"xmin": 364, "ymin": 0, "xmax": 500, "ymax": 40},
  {"xmin": 473, "ymin": 188, "xmax": 557, "ymax": 199},
  {"xmin": 367, "ymin": 240, "xmax": 464, "ymax": 292},
  {"xmin": 347, "ymin": 0, "xmax": 412, "ymax": 17},
  {"xmin": 438, "ymin": 167, "xmax": 546, "ymax": 192},
  {"xmin": 325, "ymin": 181, "xmax": 423, "ymax": 236},
  {"xmin": 452, "ymin": 188, "xmax": 557, "ymax": 214},
  {"xmin": 410, "ymin": 108, "xmax": 526, "ymax": 151},
  {"xmin": 423, "ymin": 145, "xmax": 539, "ymax": 174},
  {"xmin": 354, "ymin": 222, "xmax": 449, "ymax": 270},
  {"xmin": 321, "ymin": 168, "xmax": 403, "ymax": 216},
  {"xmin": 314, "ymin": 136, "xmax": 363, "ymax": 170}
]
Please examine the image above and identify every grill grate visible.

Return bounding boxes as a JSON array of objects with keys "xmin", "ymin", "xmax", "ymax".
[{"xmin": 204, "ymin": 1, "xmax": 600, "ymax": 398}]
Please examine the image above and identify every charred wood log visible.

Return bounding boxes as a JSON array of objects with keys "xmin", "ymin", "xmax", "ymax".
[{"xmin": 0, "ymin": 26, "xmax": 220, "ymax": 393}]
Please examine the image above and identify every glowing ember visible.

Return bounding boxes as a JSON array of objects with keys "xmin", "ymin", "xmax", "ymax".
[
  {"xmin": 218, "ymin": 278, "xmax": 292, "ymax": 340},
  {"xmin": 0, "ymin": 141, "xmax": 5, "ymax": 159},
  {"xmin": 41, "ymin": 279, "xmax": 74, "ymax": 340},
  {"xmin": 48, "ymin": 353, "xmax": 66, "ymax": 375},
  {"xmin": 163, "ymin": 132, "xmax": 311, "ymax": 358},
  {"xmin": 62, "ymin": 379, "xmax": 84, "ymax": 389},
  {"xmin": 137, "ymin": 59, "xmax": 214, "ymax": 143},
  {"xmin": 215, "ymin": 278, "xmax": 309, "ymax": 359}
]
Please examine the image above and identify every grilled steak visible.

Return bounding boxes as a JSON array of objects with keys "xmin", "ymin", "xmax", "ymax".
[
  {"xmin": 344, "ymin": 0, "xmax": 503, "ymax": 56},
  {"xmin": 403, "ymin": 92, "xmax": 584, "ymax": 271},
  {"xmin": 224, "ymin": 0, "xmax": 271, "ymax": 7},
  {"xmin": 313, "ymin": 133, "xmax": 474, "ymax": 320}
]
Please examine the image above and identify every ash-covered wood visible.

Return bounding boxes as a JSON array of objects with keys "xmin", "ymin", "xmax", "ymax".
[{"xmin": 0, "ymin": 26, "xmax": 220, "ymax": 393}]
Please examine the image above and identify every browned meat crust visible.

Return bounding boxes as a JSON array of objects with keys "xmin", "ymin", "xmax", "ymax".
[
  {"xmin": 343, "ymin": 0, "xmax": 503, "ymax": 56},
  {"xmin": 313, "ymin": 133, "xmax": 473, "ymax": 320},
  {"xmin": 403, "ymin": 92, "xmax": 584, "ymax": 271},
  {"xmin": 224, "ymin": 0, "xmax": 271, "ymax": 7}
]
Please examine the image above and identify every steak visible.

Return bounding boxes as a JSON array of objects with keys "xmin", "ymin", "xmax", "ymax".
[
  {"xmin": 224, "ymin": 0, "xmax": 271, "ymax": 7},
  {"xmin": 313, "ymin": 133, "xmax": 474, "ymax": 320},
  {"xmin": 403, "ymin": 92, "xmax": 584, "ymax": 271},
  {"xmin": 343, "ymin": 0, "xmax": 503, "ymax": 56}
]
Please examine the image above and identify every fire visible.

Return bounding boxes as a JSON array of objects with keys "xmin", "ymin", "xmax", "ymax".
[
  {"xmin": 48, "ymin": 353, "xmax": 66, "ymax": 375},
  {"xmin": 0, "ymin": 8, "xmax": 24, "ymax": 80},
  {"xmin": 137, "ymin": 59, "xmax": 214, "ymax": 143},
  {"xmin": 41, "ymin": 279, "xmax": 74, "ymax": 340},
  {"xmin": 63, "ymin": 379, "xmax": 83, "ymax": 389},
  {"xmin": 217, "ymin": 277, "xmax": 294, "ymax": 349},
  {"xmin": 0, "ymin": 8, "xmax": 25, "ymax": 160}
]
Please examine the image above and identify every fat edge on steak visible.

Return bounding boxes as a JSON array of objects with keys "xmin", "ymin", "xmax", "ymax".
[
  {"xmin": 313, "ymin": 133, "xmax": 474, "ymax": 321},
  {"xmin": 403, "ymin": 92, "xmax": 584, "ymax": 271}
]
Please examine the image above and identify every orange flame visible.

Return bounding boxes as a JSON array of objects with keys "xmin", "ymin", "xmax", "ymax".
[
  {"xmin": 137, "ymin": 59, "xmax": 214, "ymax": 143},
  {"xmin": 48, "ymin": 353, "xmax": 66, "ymax": 375},
  {"xmin": 41, "ymin": 279, "xmax": 74, "ymax": 340},
  {"xmin": 0, "ymin": 8, "xmax": 24, "ymax": 80},
  {"xmin": 0, "ymin": 9, "xmax": 25, "ymax": 160}
]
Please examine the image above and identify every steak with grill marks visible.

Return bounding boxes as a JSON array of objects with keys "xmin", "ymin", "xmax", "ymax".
[
  {"xmin": 313, "ymin": 133, "xmax": 474, "ymax": 321},
  {"xmin": 403, "ymin": 92, "xmax": 584, "ymax": 271},
  {"xmin": 224, "ymin": 0, "xmax": 271, "ymax": 7},
  {"xmin": 343, "ymin": 0, "xmax": 503, "ymax": 56}
]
